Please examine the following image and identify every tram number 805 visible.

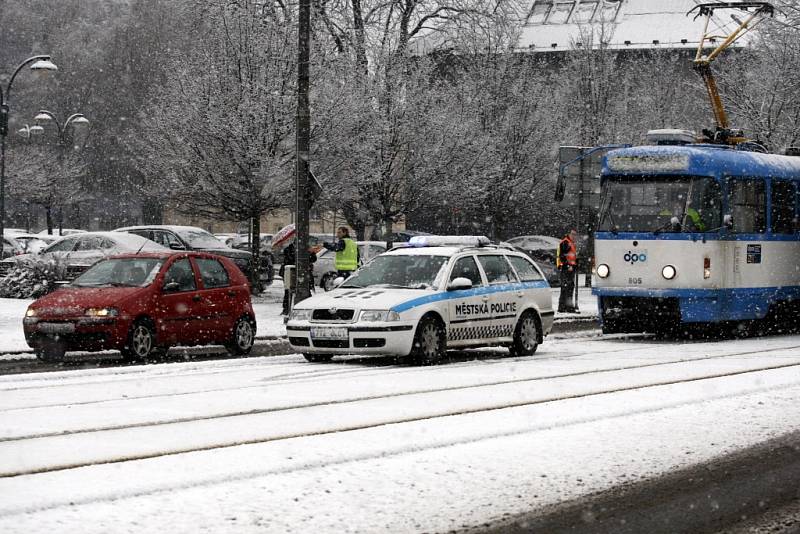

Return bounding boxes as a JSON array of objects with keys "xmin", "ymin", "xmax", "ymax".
[{"xmin": 628, "ymin": 277, "xmax": 643, "ymax": 285}]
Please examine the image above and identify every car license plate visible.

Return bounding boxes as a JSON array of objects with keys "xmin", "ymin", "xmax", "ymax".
[
  {"xmin": 310, "ymin": 327, "xmax": 348, "ymax": 340},
  {"xmin": 39, "ymin": 322, "xmax": 75, "ymax": 334}
]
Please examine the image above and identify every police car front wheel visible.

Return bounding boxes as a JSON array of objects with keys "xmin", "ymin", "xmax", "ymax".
[
  {"xmin": 510, "ymin": 311, "xmax": 539, "ymax": 356},
  {"xmin": 411, "ymin": 315, "xmax": 446, "ymax": 365}
]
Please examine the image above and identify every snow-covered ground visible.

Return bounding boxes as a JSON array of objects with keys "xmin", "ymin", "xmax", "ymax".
[
  {"xmin": 0, "ymin": 333, "xmax": 799, "ymax": 532},
  {"xmin": 0, "ymin": 280, "xmax": 598, "ymax": 355}
]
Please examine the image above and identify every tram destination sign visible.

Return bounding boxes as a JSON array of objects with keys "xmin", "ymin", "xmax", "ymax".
[{"xmin": 607, "ymin": 153, "xmax": 690, "ymax": 173}]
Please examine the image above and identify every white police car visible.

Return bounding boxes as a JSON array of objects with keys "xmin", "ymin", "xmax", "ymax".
[{"xmin": 286, "ymin": 236, "xmax": 554, "ymax": 364}]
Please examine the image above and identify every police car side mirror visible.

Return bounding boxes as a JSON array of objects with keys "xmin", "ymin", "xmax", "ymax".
[
  {"xmin": 447, "ymin": 277, "xmax": 473, "ymax": 291},
  {"xmin": 723, "ymin": 214, "xmax": 733, "ymax": 229},
  {"xmin": 333, "ymin": 276, "xmax": 345, "ymax": 288}
]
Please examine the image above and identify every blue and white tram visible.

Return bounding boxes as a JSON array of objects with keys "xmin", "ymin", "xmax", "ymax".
[{"xmin": 593, "ymin": 144, "xmax": 800, "ymax": 334}]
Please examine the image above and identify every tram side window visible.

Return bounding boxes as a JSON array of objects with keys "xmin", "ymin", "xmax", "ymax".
[
  {"xmin": 771, "ymin": 181, "xmax": 797, "ymax": 234},
  {"xmin": 730, "ymin": 179, "xmax": 766, "ymax": 233}
]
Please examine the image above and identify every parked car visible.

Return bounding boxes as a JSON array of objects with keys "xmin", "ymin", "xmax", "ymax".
[
  {"xmin": 214, "ymin": 233, "xmax": 242, "ymax": 247},
  {"xmin": 386, "ymin": 230, "xmax": 431, "ymax": 243},
  {"xmin": 37, "ymin": 228, "xmax": 87, "ymax": 237},
  {"xmin": 0, "ymin": 231, "xmax": 167, "ymax": 280},
  {"xmin": 231, "ymin": 234, "xmax": 275, "ymax": 286},
  {"xmin": 7, "ymin": 233, "xmax": 57, "ymax": 255},
  {"xmin": 506, "ymin": 235, "xmax": 562, "ymax": 251},
  {"xmin": 1, "ymin": 235, "xmax": 25, "ymax": 259},
  {"xmin": 113, "ymin": 225, "xmax": 267, "ymax": 290},
  {"xmin": 23, "ymin": 251, "xmax": 256, "ymax": 361},
  {"xmin": 314, "ymin": 241, "xmax": 387, "ymax": 291}
]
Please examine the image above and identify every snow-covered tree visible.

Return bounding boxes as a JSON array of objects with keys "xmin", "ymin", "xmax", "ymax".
[{"xmin": 137, "ymin": 0, "xmax": 295, "ymax": 277}]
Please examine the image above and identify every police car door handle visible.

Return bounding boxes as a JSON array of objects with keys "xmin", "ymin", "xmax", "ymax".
[
  {"xmin": 481, "ymin": 296, "xmax": 490, "ymax": 302},
  {"xmin": 517, "ymin": 291, "xmax": 524, "ymax": 297}
]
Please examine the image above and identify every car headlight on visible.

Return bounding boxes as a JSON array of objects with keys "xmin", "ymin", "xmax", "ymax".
[
  {"xmin": 23, "ymin": 307, "xmax": 38, "ymax": 325},
  {"xmin": 85, "ymin": 307, "xmax": 119, "ymax": 318},
  {"xmin": 289, "ymin": 308, "xmax": 313, "ymax": 321},
  {"xmin": 596, "ymin": 264, "xmax": 610, "ymax": 278},
  {"xmin": 662, "ymin": 265, "xmax": 677, "ymax": 280},
  {"xmin": 360, "ymin": 310, "xmax": 401, "ymax": 322}
]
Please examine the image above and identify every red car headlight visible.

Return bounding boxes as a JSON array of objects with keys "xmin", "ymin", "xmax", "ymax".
[{"xmin": 84, "ymin": 307, "xmax": 119, "ymax": 318}]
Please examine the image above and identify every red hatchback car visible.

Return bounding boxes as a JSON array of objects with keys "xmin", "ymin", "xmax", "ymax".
[{"xmin": 23, "ymin": 252, "xmax": 256, "ymax": 361}]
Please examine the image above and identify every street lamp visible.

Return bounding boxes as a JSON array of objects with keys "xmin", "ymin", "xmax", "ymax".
[
  {"xmin": 33, "ymin": 109, "xmax": 90, "ymax": 235},
  {"xmin": 0, "ymin": 55, "xmax": 57, "ymax": 257}
]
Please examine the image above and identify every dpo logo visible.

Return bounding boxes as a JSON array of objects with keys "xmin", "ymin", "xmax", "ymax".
[{"xmin": 623, "ymin": 250, "xmax": 647, "ymax": 264}]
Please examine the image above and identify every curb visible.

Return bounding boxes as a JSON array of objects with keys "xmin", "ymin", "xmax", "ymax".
[{"xmin": 0, "ymin": 316, "xmax": 600, "ymax": 357}]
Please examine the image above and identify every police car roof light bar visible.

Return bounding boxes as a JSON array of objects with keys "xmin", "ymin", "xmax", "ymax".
[{"xmin": 408, "ymin": 235, "xmax": 492, "ymax": 248}]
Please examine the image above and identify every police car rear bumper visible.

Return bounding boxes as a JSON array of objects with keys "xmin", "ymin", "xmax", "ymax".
[{"xmin": 286, "ymin": 322, "xmax": 416, "ymax": 355}]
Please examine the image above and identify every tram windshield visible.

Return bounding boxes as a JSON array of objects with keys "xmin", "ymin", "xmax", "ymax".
[{"xmin": 598, "ymin": 176, "xmax": 722, "ymax": 233}]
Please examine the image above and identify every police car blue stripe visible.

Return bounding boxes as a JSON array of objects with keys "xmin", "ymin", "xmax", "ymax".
[{"xmin": 391, "ymin": 281, "xmax": 550, "ymax": 313}]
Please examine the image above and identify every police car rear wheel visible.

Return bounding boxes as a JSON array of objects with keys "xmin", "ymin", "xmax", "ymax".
[
  {"xmin": 411, "ymin": 315, "xmax": 446, "ymax": 365},
  {"xmin": 510, "ymin": 312, "xmax": 539, "ymax": 356}
]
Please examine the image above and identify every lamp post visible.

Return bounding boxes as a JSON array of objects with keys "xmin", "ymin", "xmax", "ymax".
[
  {"xmin": 32, "ymin": 109, "xmax": 89, "ymax": 235},
  {"xmin": 0, "ymin": 55, "xmax": 58, "ymax": 256}
]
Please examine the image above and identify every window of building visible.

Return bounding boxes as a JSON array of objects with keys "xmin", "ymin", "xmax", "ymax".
[
  {"xmin": 549, "ymin": 1, "xmax": 575, "ymax": 24},
  {"xmin": 527, "ymin": 0, "xmax": 621, "ymax": 25},
  {"xmin": 573, "ymin": 0, "xmax": 598, "ymax": 23},
  {"xmin": 527, "ymin": 1, "xmax": 551, "ymax": 24},
  {"xmin": 595, "ymin": 0, "xmax": 622, "ymax": 22}
]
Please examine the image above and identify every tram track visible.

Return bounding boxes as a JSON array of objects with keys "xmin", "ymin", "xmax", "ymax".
[
  {"xmin": 0, "ymin": 317, "xmax": 604, "ymax": 377},
  {"xmin": 3, "ymin": 344, "xmax": 800, "ymax": 479},
  {"xmin": 0, "ymin": 337, "xmax": 795, "ymax": 416},
  {"xmin": 0, "ymin": 331, "xmax": 660, "ymax": 399}
]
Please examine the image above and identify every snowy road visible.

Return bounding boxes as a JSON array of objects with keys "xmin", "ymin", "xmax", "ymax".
[{"xmin": 1, "ymin": 333, "xmax": 799, "ymax": 532}]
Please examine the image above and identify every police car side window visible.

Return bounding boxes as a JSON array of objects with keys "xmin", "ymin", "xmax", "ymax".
[
  {"xmin": 477, "ymin": 255, "xmax": 519, "ymax": 284},
  {"xmin": 449, "ymin": 256, "xmax": 483, "ymax": 286},
  {"xmin": 507, "ymin": 255, "xmax": 544, "ymax": 282}
]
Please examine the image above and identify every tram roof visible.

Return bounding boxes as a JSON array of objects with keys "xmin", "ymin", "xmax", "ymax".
[{"xmin": 601, "ymin": 144, "xmax": 800, "ymax": 180}]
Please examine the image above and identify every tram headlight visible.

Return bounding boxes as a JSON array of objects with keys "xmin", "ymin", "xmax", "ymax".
[
  {"xmin": 596, "ymin": 264, "xmax": 610, "ymax": 278},
  {"xmin": 662, "ymin": 265, "xmax": 677, "ymax": 280}
]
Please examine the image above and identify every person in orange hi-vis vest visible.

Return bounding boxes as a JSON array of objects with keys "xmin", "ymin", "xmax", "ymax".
[{"xmin": 557, "ymin": 229, "xmax": 578, "ymax": 313}]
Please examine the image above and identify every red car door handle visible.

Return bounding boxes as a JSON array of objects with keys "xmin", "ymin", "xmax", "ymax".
[
  {"xmin": 227, "ymin": 290, "xmax": 236, "ymax": 297},
  {"xmin": 192, "ymin": 295, "xmax": 202, "ymax": 302}
]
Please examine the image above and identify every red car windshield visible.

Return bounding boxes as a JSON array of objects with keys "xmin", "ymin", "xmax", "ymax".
[{"xmin": 72, "ymin": 258, "xmax": 163, "ymax": 288}]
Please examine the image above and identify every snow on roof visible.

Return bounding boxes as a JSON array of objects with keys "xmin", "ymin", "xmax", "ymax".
[{"xmin": 518, "ymin": 0, "xmax": 753, "ymax": 52}]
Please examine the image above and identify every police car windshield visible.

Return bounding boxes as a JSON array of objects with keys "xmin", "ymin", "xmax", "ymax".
[
  {"xmin": 341, "ymin": 254, "xmax": 448, "ymax": 289},
  {"xmin": 598, "ymin": 176, "xmax": 721, "ymax": 233}
]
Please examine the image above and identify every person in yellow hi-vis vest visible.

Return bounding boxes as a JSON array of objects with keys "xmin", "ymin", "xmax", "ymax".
[{"xmin": 323, "ymin": 226, "xmax": 359, "ymax": 279}]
